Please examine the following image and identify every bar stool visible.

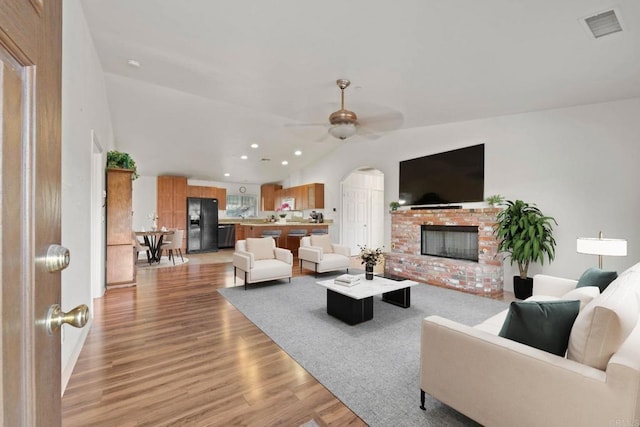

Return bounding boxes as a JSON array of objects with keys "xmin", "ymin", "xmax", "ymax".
[
  {"xmin": 311, "ymin": 228, "xmax": 328, "ymax": 235},
  {"xmin": 287, "ymin": 229, "xmax": 307, "ymax": 257},
  {"xmin": 261, "ymin": 229, "xmax": 282, "ymax": 247}
]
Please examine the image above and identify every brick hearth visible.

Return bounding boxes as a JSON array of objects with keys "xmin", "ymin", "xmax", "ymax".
[{"xmin": 385, "ymin": 208, "xmax": 504, "ymax": 296}]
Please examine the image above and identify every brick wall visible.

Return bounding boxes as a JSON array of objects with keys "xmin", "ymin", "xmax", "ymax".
[{"xmin": 385, "ymin": 208, "xmax": 504, "ymax": 296}]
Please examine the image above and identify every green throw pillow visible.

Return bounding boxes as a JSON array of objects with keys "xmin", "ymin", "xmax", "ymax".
[
  {"xmin": 499, "ymin": 300, "xmax": 580, "ymax": 356},
  {"xmin": 577, "ymin": 267, "xmax": 617, "ymax": 292}
]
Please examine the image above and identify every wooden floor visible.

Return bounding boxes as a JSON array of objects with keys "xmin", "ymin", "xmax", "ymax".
[{"xmin": 62, "ymin": 253, "xmax": 367, "ymax": 427}]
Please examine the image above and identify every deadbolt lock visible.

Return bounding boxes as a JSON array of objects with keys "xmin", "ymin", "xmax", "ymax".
[
  {"xmin": 46, "ymin": 244, "xmax": 70, "ymax": 272},
  {"xmin": 45, "ymin": 304, "xmax": 89, "ymax": 335}
]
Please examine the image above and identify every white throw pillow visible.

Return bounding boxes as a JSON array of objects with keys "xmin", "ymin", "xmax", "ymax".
[
  {"xmin": 310, "ymin": 234, "xmax": 333, "ymax": 254},
  {"xmin": 246, "ymin": 237, "xmax": 275, "ymax": 260},
  {"xmin": 567, "ymin": 268, "xmax": 639, "ymax": 370},
  {"xmin": 561, "ymin": 286, "xmax": 600, "ymax": 310}
]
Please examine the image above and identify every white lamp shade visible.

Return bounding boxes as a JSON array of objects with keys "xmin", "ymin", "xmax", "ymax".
[
  {"xmin": 328, "ymin": 123, "xmax": 356, "ymax": 140},
  {"xmin": 576, "ymin": 237, "xmax": 627, "ymax": 256}
]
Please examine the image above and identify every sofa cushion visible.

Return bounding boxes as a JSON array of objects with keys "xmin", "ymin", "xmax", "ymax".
[
  {"xmin": 576, "ymin": 267, "xmax": 617, "ymax": 292},
  {"xmin": 311, "ymin": 234, "xmax": 333, "ymax": 253},
  {"xmin": 567, "ymin": 267, "xmax": 639, "ymax": 370},
  {"xmin": 499, "ymin": 300, "xmax": 580, "ymax": 356},
  {"xmin": 561, "ymin": 286, "xmax": 600, "ymax": 310},
  {"xmin": 246, "ymin": 237, "xmax": 275, "ymax": 260}
]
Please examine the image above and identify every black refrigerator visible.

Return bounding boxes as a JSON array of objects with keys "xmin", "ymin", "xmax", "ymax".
[{"xmin": 187, "ymin": 197, "xmax": 219, "ymax": 253}]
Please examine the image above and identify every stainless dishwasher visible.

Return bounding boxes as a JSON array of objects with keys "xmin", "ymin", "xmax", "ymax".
[{"xmin": 217, "ymin": 224, "xmax": 236, "ymax": 248}]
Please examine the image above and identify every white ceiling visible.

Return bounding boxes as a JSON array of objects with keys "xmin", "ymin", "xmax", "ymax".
[{"xmin": 79, "ymin": 0, "xmax": 640, "ymax": 184}]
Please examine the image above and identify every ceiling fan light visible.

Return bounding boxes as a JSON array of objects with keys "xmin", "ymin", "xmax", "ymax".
[{"xmin": 329, "ymin": 123, "xmax": 357, "ymax": 140}]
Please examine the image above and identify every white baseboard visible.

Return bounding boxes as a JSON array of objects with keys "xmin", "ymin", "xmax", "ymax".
[{"xmin": 61, "ymin": 317, "xmax": 93, "ymax": 396}]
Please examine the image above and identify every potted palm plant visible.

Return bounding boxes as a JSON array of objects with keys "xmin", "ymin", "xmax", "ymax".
[{"xmin": 494, "ymin": 199, "xmax": 557, "ymax": 299}]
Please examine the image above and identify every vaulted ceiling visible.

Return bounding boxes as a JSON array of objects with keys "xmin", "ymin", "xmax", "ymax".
[{"xmin": 80, "ymin": 0, "xmax": 640, "ymax": 184}]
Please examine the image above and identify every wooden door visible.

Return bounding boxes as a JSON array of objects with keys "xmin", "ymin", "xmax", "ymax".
[{"xmin": 1, "ymin": 0, "xmax": 65, "ymax": 425}]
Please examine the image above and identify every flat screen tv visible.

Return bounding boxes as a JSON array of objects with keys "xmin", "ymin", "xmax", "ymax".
[{"xmin": 399, "ymin": 144, "xmax": 484, "ymax": 206}]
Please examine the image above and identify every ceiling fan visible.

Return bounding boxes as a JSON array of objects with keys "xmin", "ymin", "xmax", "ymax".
[
  {"xmin": 286, "ymin": 79, "xmax": 404, "ymax": 141},
  {"xmin": 328, "ymin": 79, "xmax": 358, "ymax": 140}
]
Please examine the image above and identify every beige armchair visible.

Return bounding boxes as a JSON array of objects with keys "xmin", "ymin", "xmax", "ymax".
[
  {"xmin": 233, "ymin": 238, "xmax": 293, "ymax": 290},
  {"xmin": 298, "ymin": 234, "xmax": 350, "ymax": 275}
]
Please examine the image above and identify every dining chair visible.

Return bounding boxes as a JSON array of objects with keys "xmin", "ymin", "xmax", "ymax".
[
  {"xmin": 160, "ymin": 229, "xmax": 184, "ymax": 265},
  {"xmin": 133, "ymin": 232, "xmax": 152, "ymax": 265}
]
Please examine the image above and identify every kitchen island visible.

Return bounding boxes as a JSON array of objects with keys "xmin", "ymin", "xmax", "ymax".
[{"xmin": 219, "ymin": 220, "xmax": 330, "ymax": 255}]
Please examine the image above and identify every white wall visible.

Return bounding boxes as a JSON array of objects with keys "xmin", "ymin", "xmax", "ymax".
[
  {"xmin": 132, "ymin": 176, "xmax": 158, "ymax": 230},
  {"xmin": 61, "ymin": 0, "xmax": 115, "ymax": 392},
  {"xmin": 298, "ymin": 98, "xmax": 640, "ymax": 291}
]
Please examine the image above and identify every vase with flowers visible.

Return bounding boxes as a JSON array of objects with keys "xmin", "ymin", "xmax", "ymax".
[
  {"xmin": 359, "ymin": 245, "xmax": 383, "ymax": 280},
  {"xmin": 276, "ymin": 202, "xmax": 291, "ymax": 223},
  {"xmin": 148, "ymin": 212, "xmax": 159, "ymax": 230}
]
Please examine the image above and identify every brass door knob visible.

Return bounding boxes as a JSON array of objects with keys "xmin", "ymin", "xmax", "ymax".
[{"xmin": 45, "ymin": 304, "xmax": 89, "ymax": 335}]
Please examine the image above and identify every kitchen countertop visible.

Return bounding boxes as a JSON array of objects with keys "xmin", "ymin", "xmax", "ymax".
[{"xmin": 219, "ymin": 219, "xmax": 332, "ymax": 225}]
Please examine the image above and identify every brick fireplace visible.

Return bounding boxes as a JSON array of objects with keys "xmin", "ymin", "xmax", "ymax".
[{"xmin": 385, "ymin": 207, "xmax": 503, "ymax": 296}]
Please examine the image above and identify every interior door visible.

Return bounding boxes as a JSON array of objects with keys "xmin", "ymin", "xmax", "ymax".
[
  {"xmin": 0, "ymin": 1, "xmax": 67, "ymax": 425},
  {"xmin": 342, "ymin": 186, "xmax": 371, "ymax": 254}
]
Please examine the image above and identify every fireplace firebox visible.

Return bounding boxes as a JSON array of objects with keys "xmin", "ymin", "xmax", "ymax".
[{"xmin": 421, "ymin": 225, "xmax": 479, "ymax": 262}]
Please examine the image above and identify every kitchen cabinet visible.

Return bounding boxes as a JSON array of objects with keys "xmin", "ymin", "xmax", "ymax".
[
  {"xmin": 215, "ymin": 187, "xmax": 227, "ymax": 210},
  {"xmin": 106, "ymin": 168, "xmax": 135, "ymax": 286},
  {"xmin": 272, "ymin": 183, "xmax": 324, "ymax": 210},
  {"xmin": 261, "ymin": 183, "xmax": 282, "ymax": 211},
  {"xmin": 305, "ymin": 183, "xmax": 325, "ymax": 209},
  {"xmin": 187, "ymin": 185, "xmax": 227, "ymax": 210},
  {"xmin": 157, "ymin": 175, "xmax": 188, "ymax": 249}
]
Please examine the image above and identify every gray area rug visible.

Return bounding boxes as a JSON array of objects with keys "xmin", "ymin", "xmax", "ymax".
[{"xmin": 218, "ymin": 273, "xmax": 509, "ymax": 426}]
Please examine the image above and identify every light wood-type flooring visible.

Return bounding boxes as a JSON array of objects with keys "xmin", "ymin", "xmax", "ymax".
[
  {"xmin": 62, "ymin": 252, "xmax": 368, "ymax": 427},
  {"xmin": 62, "ymin": 251, "xmax": 511, "ymax": 426}
]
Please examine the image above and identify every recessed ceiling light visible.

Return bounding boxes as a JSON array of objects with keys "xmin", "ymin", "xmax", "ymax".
[
  {"xmin": 294, "ymin": 150, "xmax": 302, "ymax": 156},
  {"xmin": 240, "ymin": 155, "xmax": 248, "ymax": 160},
  {"xmin": 281, "ymin": 160, "xmax": 288, "ymax": 165},
  {"xmin": 127, "ymin": 59, "xmax": 141, "ymax": 68},
  {"xmin": 224, "ymin": 173, "xmax": 230, "ymax": 177},
  {"xmin": 250, "ymin": 143, "xmax": 259, "ymax": 149}
]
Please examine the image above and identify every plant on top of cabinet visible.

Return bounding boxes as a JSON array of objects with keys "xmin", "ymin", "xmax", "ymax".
[{"xmin": 106, "ymin": 150, "xmax": 138, "ymax": 180}]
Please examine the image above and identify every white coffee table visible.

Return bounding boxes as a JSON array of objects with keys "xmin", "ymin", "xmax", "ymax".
[{"xmin": 316, "ymin": 274, "xmax": 418, "ymax": 325}]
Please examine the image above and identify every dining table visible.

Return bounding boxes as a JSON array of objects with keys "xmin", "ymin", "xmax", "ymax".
[{"xmin": 135, "ymin": 230, "xmax": 174, "ymax": 263}]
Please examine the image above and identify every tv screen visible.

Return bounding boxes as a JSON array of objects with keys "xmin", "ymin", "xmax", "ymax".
[{"xmin": 399, "ymin": 144, "xmax": 484, "ymax": 206}]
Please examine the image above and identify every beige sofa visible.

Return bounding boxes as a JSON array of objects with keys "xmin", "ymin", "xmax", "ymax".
[
  {"xmin": 420, "ymin": 264, "xmax": 640, "ymax": 427},
  {"xmin": 233, "ymin": 238, "xmax": 293, "ymax": 289}
]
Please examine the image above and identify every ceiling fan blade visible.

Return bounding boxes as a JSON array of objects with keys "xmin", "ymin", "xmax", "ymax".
[
  {"xmin": 313, "ymin": 131, "xmax": 331, "ymax": 143},
  {"xmin": 357, "ymin": 110, "xmax": 404, "ymax": 133},
  {"xmin": 356, "ymin": 126, "xmax": 383, "ymax": 140},
  {"xmin": 283, "ymin": 122, "xmax": 326, "ymax": 128}
]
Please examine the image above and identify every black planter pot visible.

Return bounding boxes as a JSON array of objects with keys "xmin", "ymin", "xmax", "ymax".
[{"xmin": 513, "ymin": 276, "xmax": 533, "ymax": 300}]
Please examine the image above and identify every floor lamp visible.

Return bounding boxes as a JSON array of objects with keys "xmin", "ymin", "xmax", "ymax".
[{"xmin": 576, "ymin": 231, "xmax": 627, "ymax": 269}]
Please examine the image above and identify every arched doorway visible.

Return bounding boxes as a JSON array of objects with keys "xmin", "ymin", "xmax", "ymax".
[{"xmin": 340, "ymin": 168, "xmax": 385, "ymax": 255}]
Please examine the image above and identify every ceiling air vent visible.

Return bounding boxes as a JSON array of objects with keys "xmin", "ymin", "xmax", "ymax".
[{"xmin": 584, "ymin": 9, "xmax": 623, "ymax": 38}]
